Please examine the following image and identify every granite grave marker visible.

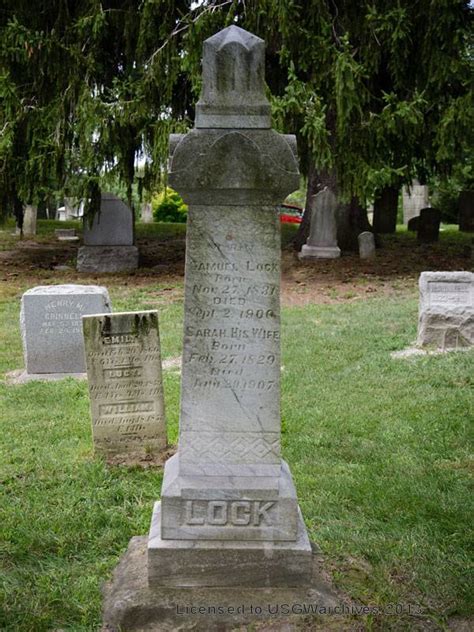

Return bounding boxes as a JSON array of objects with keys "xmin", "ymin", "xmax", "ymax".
[
  {"xmin": 417, "ymin": 207, "xmax": 441, "ymax": 243},
  {"xmin": 82, "ymin": 310, "xmax": 166, "ymax": 458},
  {"xmin": 77, "ymin": 193, "xmax": 138, "ymax": 272},
  {"xmin": 358, "ymin": 231, "xmax": 376, "ymax": 259},
  {"xmin": 417, "ymin": 271, "xmax": 473, "ymax": 349},
  {"xmin": 20, "ymin": 284, "xmax": 111, "ymax": 376},
  {"xmin": 299, "ymin": 188, "xmax": 341, "ymax": 259}
]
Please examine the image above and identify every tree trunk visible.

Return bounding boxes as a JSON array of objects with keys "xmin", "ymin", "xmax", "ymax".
[
  {"xmin": 373, "ymin": 186, "xmax": 399, "ymax": 233},
  {"xmin": 337, "ymin": 197, "xmax": 371, "ymax": 251}
]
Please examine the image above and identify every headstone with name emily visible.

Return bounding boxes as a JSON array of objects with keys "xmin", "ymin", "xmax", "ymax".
[
  {"xmin": 417, "ymin": 271, "xmax": 473, "ymax": 349},
  {"xmin": 82, "ymin": 310, "xmax": 166, "ymax": 459},
  {"xmin": 20, "ymin": 284, "xmax": 111, "ymax": 376}
]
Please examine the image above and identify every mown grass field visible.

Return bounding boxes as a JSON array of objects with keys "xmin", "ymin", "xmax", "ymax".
[{"xmin": 0, "ymin": 221, "xmax": 472, "ymax": 631}]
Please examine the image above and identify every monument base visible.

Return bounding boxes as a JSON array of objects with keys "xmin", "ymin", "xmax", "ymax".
[
  {"xmin": 77, "ymin": 245, "xmax": 138, "ymax": 273},
  {"xmin": 148, "ymin": 502, "xmax": 312, "ymax": 587},
  {"xmin": 5, "ymin": 369, "xmax": 87, "ymax": 385},
  {"xmin": 103, "ymin": 536, "xmax": 340, "ymax": 632},
  {"xmin": 298, "ymin": 244, "xmax": 341, "ymax": 260}
]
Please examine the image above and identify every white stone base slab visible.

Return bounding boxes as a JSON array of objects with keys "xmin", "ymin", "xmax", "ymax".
[
  {"xmin": 5, "ymin": 369, "xmax": 87, "ymax": 384},
  {"xmin": 103, "ymin": 535, "xmax": 341, "ymax": 632},
  {"xmin": 148, "ymin": 502, "xmax": 312, "ymax": 587},
  {"xmin": 298, "ymin": 244, "xmax": 341, "ymax": 259},
  {"xmin": 77, "ymin": 245, "xmax": 138, "ymax": 273}
]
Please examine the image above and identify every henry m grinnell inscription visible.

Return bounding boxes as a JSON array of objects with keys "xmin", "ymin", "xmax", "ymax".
[
  {"xmin": 428, "ymin": 282, "xmax": 470, "ymax": 306},
  {"xmin": 83, "ymin": 311, "xmax": 166, "ymax": 459},
  {"xmin": 20, "ymin": 284, "xmax": 111, "ymax": 375}
]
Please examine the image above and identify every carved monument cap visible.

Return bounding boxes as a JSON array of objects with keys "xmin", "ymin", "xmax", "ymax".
[{"xmin": 195, "ymin": 25, "xmax": 271, "ymax": 129}]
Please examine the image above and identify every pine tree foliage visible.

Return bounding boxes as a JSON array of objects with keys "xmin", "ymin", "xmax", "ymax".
[{"xmin": 0, "ymin": 1, "xmax": 472, "ymax": 223}]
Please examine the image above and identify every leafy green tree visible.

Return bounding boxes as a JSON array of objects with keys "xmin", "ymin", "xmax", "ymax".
[
  {"xmin": 1, "ymin": 1, "xmax": 472, "ymax": 251},
  {"xmin": 152, "ymin": 186, "xmax": 188, "ymax": 223}
]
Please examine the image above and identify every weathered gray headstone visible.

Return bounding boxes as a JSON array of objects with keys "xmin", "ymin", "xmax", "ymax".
[
  {"xmin": 149, "ymin": 22, "xmax": 311, "ymax": 582},
  {"xmin": 459, "ymin": 190, "xmax": 474, "ymax": 232},
  {"xmin": 103, "ymin": 25, "xmax": 341, "ymax": 631},
  {"xmin": 77, "ymin": 193, "xmax": 138, "ymax": 272},
  {"xmin": 402, "ymin": 180, "xmax": 429, "ymax": 224},
  {"xmin": 22, "ymin": 205, "xmax": 37, "ymax": 236},
  {"xmin": 417, "ymin": 271, "xmax": 473, "ymax": 349},
  {"xmin": 358, "ymin": 231, "xmax": 376, "ymax": 259},
  {"xmin": 82, "ymin": 311, "xmax": 166, "ymax": 459},
  {"xmin": 417, "ymin": 207, "xmax": 441, "ymax": 243},
  {"xmin": 20, "ymin": 285, "xmax": 111, "ymax": 376},
  {"xmin": 299, "ymin": 188, "xmax": 341, "ymax": 259},
  {"xmin": 141, "ymin": 202, "xmax": 153, "ymax": 223}
]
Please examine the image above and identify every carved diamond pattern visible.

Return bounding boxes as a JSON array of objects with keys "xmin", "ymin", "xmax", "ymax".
[{"xmin": 181, "ymin": 434, "xmax": 279, "ymax": 462}]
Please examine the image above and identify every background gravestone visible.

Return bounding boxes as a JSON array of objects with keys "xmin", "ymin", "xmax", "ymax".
[
  {"xmin": 83, "ymin": 310, "xmax": 166, "ymax": 460},
  {"xmin": 459, "ymin": 190, "xmax": 474, "ymax": 232},
  {"xmin": 358, "ymin": 231, "xmax": 376, "ymax": 259},
  {"xmin": 417, "ymin": 207, "xmax": 441, "ymax": 243},
  {"xmin": 407, "ymin": 216, "xmax": 419, "ymax": 232},
  {"xmin": 417, "ymin": 271, "xmax": 473, "ymax": 349},
  {"xmin": 140, "ymin": 202, "xmax": 153, "ymax": 223},
  {"xmin": 22, "ymin": 205, "xmax": 37, "ymax": 236},
  {"xmin": 77, "ymin": 193, "xmax": 138, "ymax": 272},
  {"xmin": 402, "ymin": 180, "xmax": 429, "ymax": 224},
  {"xmin": 20, "ymin": 284, "xmax": 111, "ymax": 377},
  {"xmin": 299, "ymin": 188, "xmax": 340, "ymax": 259}
]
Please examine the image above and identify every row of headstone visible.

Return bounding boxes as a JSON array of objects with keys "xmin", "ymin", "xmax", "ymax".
[{"xmin": 18, "ymin": 284, "xmax": 167, "ymax": 459}]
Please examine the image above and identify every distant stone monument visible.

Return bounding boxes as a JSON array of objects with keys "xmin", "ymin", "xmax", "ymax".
[
  {"xmin": 83, "ymin": 310, "xmax": 166, "ymax": 459},
  {"xmin": 417, "ymin": 272, "xmax": 473, "ymax": 349},
  {"xmin": 77, "ymin": 193, "xmax": 138, "ymax": 272},
  {"xmin": 417, "ymin": 207, "xmax": 441, "ymax": 243},
  {"xmin": 103, "ymin": 25, "xmax": 336, "ymax": 631},
  {"xmin": 55, "ymin": 228, "xmax": 78, "ymax": 241},
  {"xmin": 141, "ymin": 202, "xmax": 153, "ymax": 223},
  {"xmin": 19, "ymin": 285, "xmax": 111, "ymax": 380},
  {"xmin": 299, "ymin": 188, "xmax": 340, "ymax": 259},
  {"xmin": 402, "ymin": 180, "xmax": 429, "ymax": 224},
  {"xmin": 22, "ymin": 205, "xmax": 37, "ymax": 236},
  {"xmin": 358, "ymin": 231, "xmax": 376, "ymax": 259},
  {"xmin": 459, "ymin": 190, "xmax": 474, "ymax": 232}
]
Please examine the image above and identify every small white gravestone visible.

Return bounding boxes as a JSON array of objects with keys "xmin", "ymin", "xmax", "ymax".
[
  {"xmin": 299, "ymin": 188, "xmax": 341, "ymax": 259},
  {"xmin": 358, "ymin": 231, "xmax": 376, "ymax": 259},
  {"xmin": 20, "ymin": 285, "xmax": 111, "ymax": 377},
  {"xmin": 55, "ymin": 228, "xmax": 78, "ymax": 242},
  {"xmin": 141, "ymin": 202, "xmax": 153, "ymax": 223},
  {"xmin": 82, "ymin": 311, "xmax": 166, "ymax": 459},
  {"xmin": 417, "ymin": 272, "xmax": 473, "ymax": 349},
  {"xmin": 77, "ymin": 193, "xmax": 138, "ymax": 272}
]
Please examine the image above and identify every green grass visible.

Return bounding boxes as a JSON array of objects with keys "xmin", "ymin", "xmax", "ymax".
[{"xmin": 0, "ymin": 223, "xmax": 473, "ymax": 630}]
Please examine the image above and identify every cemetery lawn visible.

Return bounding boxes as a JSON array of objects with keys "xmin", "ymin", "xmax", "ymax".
[{"xmin": 0, "ymin": 221, "xmax": 473, "ymax": 631}]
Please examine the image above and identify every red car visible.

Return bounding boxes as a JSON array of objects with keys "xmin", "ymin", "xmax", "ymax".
[{"xmin": 279, "ymin": 203, "xmax": 303, "ymax": 224}]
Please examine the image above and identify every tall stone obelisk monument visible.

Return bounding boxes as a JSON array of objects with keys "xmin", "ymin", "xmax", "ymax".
[{"xmin": 148, "ymin": 25, "xmax": 312, "ymax": 587}]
